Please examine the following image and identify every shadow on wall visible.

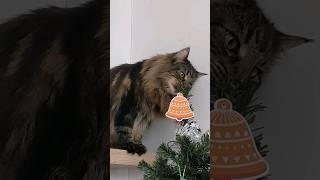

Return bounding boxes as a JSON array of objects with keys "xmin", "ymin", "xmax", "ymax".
[{"xmin": 256, "ymin": 0, "xmax": 320, "ymax": 179}]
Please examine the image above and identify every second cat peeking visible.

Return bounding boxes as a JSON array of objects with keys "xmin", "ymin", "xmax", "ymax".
[{"xmin": 110, "ymin": 47, "xmax": 206, "ymax": 155}]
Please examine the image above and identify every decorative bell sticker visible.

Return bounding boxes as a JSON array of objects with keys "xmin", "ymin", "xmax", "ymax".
[
  {"xmin": 165, "ymin": 93, "xmax": 194, "ymax": 121},
  {"xmin": 211, "ymin": 98, "xmax": 269, "ymax": 180}
]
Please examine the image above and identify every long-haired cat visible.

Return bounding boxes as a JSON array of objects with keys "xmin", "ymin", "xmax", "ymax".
[
  {"xmin": 0, "ymin": 0, "xmax": 108, "ymax": 180},
  {"xmin": 210, "ymin": 0, "xmax": 311, "ymax": 109},
  {"xmin": 210, "ymin": 0, "xmax": 311, "ymax": 178},
  {"xmin": 110, "ymin": 47, "xmax": 206, "ymax": 155}
]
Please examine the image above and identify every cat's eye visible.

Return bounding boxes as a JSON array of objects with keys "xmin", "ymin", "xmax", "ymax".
[
  {"xmin": 225, "ymin": 33, "xmax": 239, "ymax": 50},
  {"xmin": 179, "ymin": 72, "xmax": 185, "ymax": 79}
]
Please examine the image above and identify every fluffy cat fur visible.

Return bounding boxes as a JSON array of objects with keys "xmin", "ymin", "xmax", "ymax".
[
  {"xmin": 211, "ymin": 0, "xmax": 311, "ymax": 83},
  {"xmin": 210, "ymin": 0, "xmax": 311, "ymax": 108},
  {"xmin": 110, "ymin": 47, "xmax": 205, "ymax": 155},
  {"xmin": 210, "ymin": 1, "xmax": 312, "ymax": 178},
  {"xmin": 0, "ymin": 0, "xmax": 108, "ymax": 180}
]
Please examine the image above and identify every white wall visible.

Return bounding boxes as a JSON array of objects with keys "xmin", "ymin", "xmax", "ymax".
[
  {"xmin": 110, "ymin": 0, "xmax": 210, "ymax": 179},
  {"xmin": 256, "ymin": 0, "xmax": 320, "ymax": 179},
  {"xmin": 110, "ymin": 0, "xmax": 132, "ymax": 67}
]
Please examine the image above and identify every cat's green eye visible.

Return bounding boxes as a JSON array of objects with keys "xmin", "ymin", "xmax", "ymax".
[
  {"xmin": 225, "ymin": 33, "xmax": 239, "ymax": 50},
  {"xmin": 179, "ymin": 71, "xmax": 185, "ymax": 79}
]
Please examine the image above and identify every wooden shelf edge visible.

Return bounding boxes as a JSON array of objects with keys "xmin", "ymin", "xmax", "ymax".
[{"xmin": 110, "ymin": 148, "xmax": 155, "ymax": 167}]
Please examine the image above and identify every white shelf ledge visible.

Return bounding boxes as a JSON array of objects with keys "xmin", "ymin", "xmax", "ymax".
[{"xmin": 110, "ymin": 148, "xmax": 155, "ymax": 167}]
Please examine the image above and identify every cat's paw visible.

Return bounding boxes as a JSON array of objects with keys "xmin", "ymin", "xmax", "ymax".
[{"xmin": 124, "ymin": 142, "xmax": 146, "ymax": 155}]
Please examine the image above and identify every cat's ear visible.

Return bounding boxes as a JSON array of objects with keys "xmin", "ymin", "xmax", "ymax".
[
  {"xmin": 279, "ymin": 32, "xmax": 313, "ymax": 50},
  {"xmin": 173, "ymin": 47, "xmax": 190, "ymax": 62},
  {"xmin": 197, "ymin": 71, "xmax": 207, "ymax": 77}
]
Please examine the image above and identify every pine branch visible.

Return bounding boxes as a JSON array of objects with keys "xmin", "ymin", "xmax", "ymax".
[{"xmin": 138, "ymin": 134, "xmax": 210, "ymax": 180}]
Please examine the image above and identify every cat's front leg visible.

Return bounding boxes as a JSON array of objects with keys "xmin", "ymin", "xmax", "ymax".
[{"xmin": 114, "ymin": 126, "xmax": 146, "ymax": 155}]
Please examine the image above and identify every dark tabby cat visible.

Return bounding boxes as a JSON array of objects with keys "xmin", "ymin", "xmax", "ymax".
[
  {"xmin": 110, "ymin": 47, "xmax": 206, "ymax": 155},
  {"xmin": 211, "ymin": 0, "xmax": 311, "ymax": 91},
  {"xmin": 210, "ymin": 0, "xmax": 311, "ymax": 177},
  {"xmin": 0, "ymin": 0, "xmax": 108, "ymax": 180},
  {"xmin": 210, "ymin": 0, "xmax": 312, "ymax": 111}
]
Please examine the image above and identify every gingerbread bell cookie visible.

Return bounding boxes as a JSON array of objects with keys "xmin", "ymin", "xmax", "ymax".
[{"xmin": 165, "ymin": 93, "xmax": 194, "ymax": 121}]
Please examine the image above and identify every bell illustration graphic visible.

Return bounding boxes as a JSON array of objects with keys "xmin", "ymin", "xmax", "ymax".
[
  {"xmin": 211, "ymin": 98, "xmax": 269, "ymax": 180},
  {"xmin": 165, "ymin": 93, "xmax": 194, "ymax": 121}
]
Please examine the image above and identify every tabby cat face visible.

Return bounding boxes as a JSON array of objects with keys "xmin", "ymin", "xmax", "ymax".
[
  {"xmin": 211, "ymin": 0, "xmax": 311, "ymax": 82},
  {"xmin": 146, "ymin": 47, "xmax": 206, "ymax": 96}
]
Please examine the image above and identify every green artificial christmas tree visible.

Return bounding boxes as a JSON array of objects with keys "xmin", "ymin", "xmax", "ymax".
[
  {"xmin": 139, "ymin": 83, "xmax": 210, "ymax": 179},
  {"xmin": 138, "ymin": 128, "xmax": 210, "ymax": 180}
]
